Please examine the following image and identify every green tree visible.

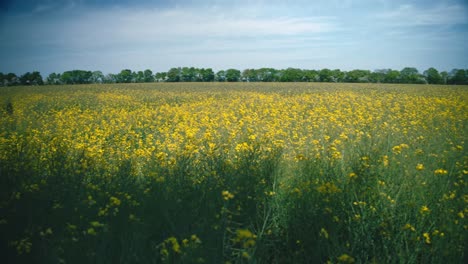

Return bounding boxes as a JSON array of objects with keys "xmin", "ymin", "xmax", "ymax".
[
  {"xmin": 345, "ymin": 70, "xmax": 371, "ymax": 83},
  {"xmin": 155, "ymin": 72, "xmax": 167, "ymax": 82},
  {"xmin": 440, "ymin": 71, "xmax": 448, "ymax": 85},
  {"xmin": 20, "ymin": 71, "xmax": 43, "ymax": 85},
  {"xmin": 369, "ymin": 70, "xmax": 387, "ymax": 83},
  {"xmin": 225, "ymin": 69, "xmax": 241, "ymax": 82},
  {"xmin": 117, "ymin": 69, "xmax": 133, "ymax": 83},
  {"xmin": 242, "ymin": 69, "xmax": 258, "ymax": 82},
  {"xmin": 423, "ymin": 67, "xmax": 442, "ymax": 84},
  {"xmin": 46, "ymin": 72, "xmax": 62, "ymax": 85},
  {"xmin": 216, "ymin": 70, "xmax": 226, "ymax": 82},
  {"xmin": 201, "ymin": 68, "xmax": 215, "ymax": 82},
  {"xmin": 302, "ymin": 70, "xmax": 319, "ymax": 82},
  {"xmin": 400, "ymin": 67, "xmax": 425, "ymax": 84},
  {"xmin": 319, "ymin": 69, "xmax": 333, "ymax": 82},
  {"xmin": 181, "ymin": 67, "xmax": 196, "ymax": 82},
  {"xmin": 280, "ymin": 68, "xmax": 303, "ymax": 82},
  {"xmin": 103, "ymin": 74, "xmax": 117, "ymax": 83},
  {"xmin": 448, "ymin": 69, "xmax": 467, "ymax": 85},
  {"xmin": 167, "ymin": 68, "xmax": 181, "ymax": 82},
  {"xmin": 143, "ymin": 69, "xmax": 153, "ymax": 82},
  {"xmin": 90, "ymin": 71, "xmax": 104, "ymax": 84},
  {"xmin": 383, "ymin": 70, "xmax": 400, "ymax": 83},
  {"xmin": 61, "ymin": 70, "xmax": 92, "ymax": 84}
]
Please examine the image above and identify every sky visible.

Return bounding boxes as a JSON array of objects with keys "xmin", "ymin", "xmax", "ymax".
[{"xmin": 0, "ymin": 0, "xmax": 467, "ymax": 76}]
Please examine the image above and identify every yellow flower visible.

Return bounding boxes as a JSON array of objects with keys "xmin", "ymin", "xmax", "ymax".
[
  {"xmin": 87, "ymin": 228, "xmax": 97, "ymax": 235},
  {"xmin": 222, "ymin": 190, "xmax": 234, "ymax": 201},
  {"xmin": 109, "ymin": 196, "xmax": 121, "ymax": 207},
  {"xmin": 434, "ymin": 169, "xmax": 448, "ymax": 175},
  {"xmin": 423, "ymin": 232, "xmax": 431, "ymax": 244},
  {"xmin": 320, "ymin": 228, "xmax": 329, "ymax": 239},
  {"xmin": 416, "ymin": 163, "xmax": 424, "ymax": 171},
  {"xmin": 337, "ymin": 253, "xmax": 355, "ymax": 263},
  {"xmin": 420, "ymin": 205, "xmax": 430, "ymax": 214}
]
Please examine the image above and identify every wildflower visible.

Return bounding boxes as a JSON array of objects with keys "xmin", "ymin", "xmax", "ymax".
[
  {"xmin": 191, "ymin": 234, "xmax": 201, "ymax": 243},
  {"xmin": 109, "ymin": 196, "xmax": 121, "ymax": 207},
  {"xmin": 12, "ymin": 238, "xmax": 32, "ymax": 255},
  {"xmin": 90, "ymin": 221, "xmax": 104, "ymax": 227},
  {"xmin": 382, "ymin": 155, "xmax": 389, "ymax": 166},
  {"xmin": 165, "ymin": 237, "xmax": 180, "ymax": 253},
  {"xmin": 416, "ymin": 163, "xmax": 424, "ymax": 171},
  {"xmin": 222, "ymin": 190, "xmax": 234, "ymax": 201},
  {"xmin": 233, "ymin": 229, "xmax": 256, "ymax": 248},
  {"xmin": 338, "ymin": 253, "xmax": 355, "ymax": 263},
  {"xmin": 87, "ymin": 228, "xmax": 97, "ymax": 235},
  {"xmin": 320, "ymin": 228, "xmax": 329, "ymax": 239},
  {"xmin": 348, "ymin": 172, "xmax": 357, "ymax": 179},
  {"xmin": 434, "ymin": 169, "xmax": 448, "ymax": 175},
  {"xmin": 423, "ymin": 232, "xmax": 431, "ymax": 244},
  {"xmin": 420, "ymin": 205, "xmax": 430, "ymax": 214},
  {"xmin": 403, "ymin": 223, "xmax": 416, "ymax": 232}
]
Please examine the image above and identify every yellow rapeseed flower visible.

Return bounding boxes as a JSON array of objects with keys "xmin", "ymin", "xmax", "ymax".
[{"xmin": 222, "ymin": 190, "xmax": 234, "ymax": 201}]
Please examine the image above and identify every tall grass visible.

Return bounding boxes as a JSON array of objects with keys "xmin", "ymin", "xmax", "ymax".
[{"xmin": 1, "ymin": 83, "xmax": 466, "ymax": 263}]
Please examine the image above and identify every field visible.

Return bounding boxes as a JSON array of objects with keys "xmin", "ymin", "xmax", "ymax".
[{"xmin": 1, "ymin": 82, "xmax": 467, "ymax": 263}]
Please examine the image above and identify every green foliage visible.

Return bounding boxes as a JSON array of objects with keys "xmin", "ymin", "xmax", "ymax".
[
  {"xmin": 3, "ymin": 67, "xmax": 468, "ymax": 86},
  {"xmin": 225, "ymin": 69, "xmax": 241, "ymax": 82}
]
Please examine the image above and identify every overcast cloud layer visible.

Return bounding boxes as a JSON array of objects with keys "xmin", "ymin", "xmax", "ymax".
[{"xmin": 1, "ymin": 0, "xmax": 467, "ymax": 76}]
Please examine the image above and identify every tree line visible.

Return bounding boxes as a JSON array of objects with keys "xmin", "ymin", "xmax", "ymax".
[{"xmin": 1, "ymin": 67, "xmax": 467, "ymax": 86}]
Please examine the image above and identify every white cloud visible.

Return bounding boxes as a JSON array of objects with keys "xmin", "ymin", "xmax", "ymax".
[{"xmin": 377, "ymin": 4, "xmax": 467, "ymax": 26}]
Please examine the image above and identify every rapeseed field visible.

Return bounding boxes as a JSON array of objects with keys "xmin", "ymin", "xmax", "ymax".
[{"xmin": 1, "ymin": 83, "xmax": 466, "ymax": 263}]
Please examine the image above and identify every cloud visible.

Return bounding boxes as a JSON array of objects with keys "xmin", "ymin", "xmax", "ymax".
[{"xmin": 376, "ymin": 4, "xmax": 468, "ymax": 26}]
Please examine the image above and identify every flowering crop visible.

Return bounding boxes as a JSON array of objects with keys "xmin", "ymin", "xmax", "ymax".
[{"xmin": 0, "ymin": 82, "xmax": 466, "ymax": 263}]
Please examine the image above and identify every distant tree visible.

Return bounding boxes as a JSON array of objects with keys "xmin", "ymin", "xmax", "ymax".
[
  {"xmin": 280, "ymin": 68, "xmax": 303, "ymax": 82},
  {"xmin": 103, "ymin": 73, "xmax": 117, "ymax": 83},
  {"xmin": 448, "ymin": 69, "xmax": 467, "ymax": 84},
  {"xmin": 155, "ymin": 72, "xmax": 167, "ymax": 82},
  {"xmin": 369, "ymin": 70, "xmax": 387, "ymax": 83},
  {"xmin": 201, "ymin": 68, "xmax": 215, "ymax": 82},
  {"xmin": 216, "ymin": 70, "xmax": 226, "ymax": 82},
  {"xmin": 255, "ymin": 68, "xmax": 278, "ymax": 82},
  {"xmin": 440, "ymin": 71, "xmax": 448, "ymax": 85},
  {"xmin": 46, "ymin": 72, "xmax": 62, "ymax": 85},
  {"xmin": 167, "ymin": 68, "xmax": 181, "ymax": 82},
  {"xmin": 133, "ymin": 71, "xmax": 144, "ymax": 83},
  {"xmin": 242, "ymin": 69, "xmax": 257, "ymax": 82},
  {"xmin": 117, "ymin": 69, "xmax": 133, "ymax": 83},
  {"xmin": 225, "ymin": 69, "xmax": 241, "ymax": 82},
  {"xmin": 400, "ymin": 67, "xmax": 425, "ymax": 84},
  {"xmin": 345, "ymin": 70, "xmax": 371, "ymax": 83},
  {"xmin": 19, "ymin": 71, "xmax": 43, "ymax": 85},
  {"xmin": 423, "ymin": 67, "xmax": 442, "ymax": 84},
  {"xmin": 302, "ymin": 70, "xmax": 319, "ymax": 82},
  {"xmin": 181, "ymin": 67, "xmax": 196, "ymax": 82},
  {"xmin": 331, "ymin": 69, "xmax": 345, "ymax": 82},
  {"xmin": 0, "ymin": 72, "xmax": 4, "ymax": 86},
  {"xmin": 90, "ymin": 71, "xmax": 104, "ymax": 84},
  {"xmin": 143, "ymin": 69, "xmax": 153, "ymax": 82},
  {"xmin": 319, "ymin": 69, "xmax": 333, "ymax": 82},
  {"xmin": 384, "ymin": 70, "xmax": 400, "ymax": 83},
  {"xmin": 61, "ymin": 70, "xmax": 92, "ymax": 84}
]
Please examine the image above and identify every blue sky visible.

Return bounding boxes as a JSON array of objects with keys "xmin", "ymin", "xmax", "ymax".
[{"xmin": 0, "ymin": 0, "xmax": 467, "ymax": 76}]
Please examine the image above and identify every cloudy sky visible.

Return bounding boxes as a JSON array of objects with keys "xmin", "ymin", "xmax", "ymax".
[{"xmin": 0, "ymin": 0, "xmax": 467, "ymax": 76}]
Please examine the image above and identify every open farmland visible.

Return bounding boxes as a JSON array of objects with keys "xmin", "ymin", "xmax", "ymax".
[{"xmin": 1, "ymin": 82, "xmax": 467, "ymax": 263}]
